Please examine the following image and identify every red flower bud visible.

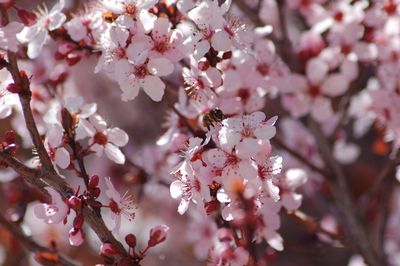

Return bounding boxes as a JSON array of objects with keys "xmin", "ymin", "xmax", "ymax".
[
  {"xmin": 100, "ymin": 243, "xmax": 119, "ymax": 256},
  {"xmin": 125, "ymin": 234, "xmax": 137, "ymax": 249},
  {"xmin": 89, "ymin": 175, "xmax": 99, "ymax": 188},
  {"xmin": 68, "ymin": 196, "xmax": 82, "ymax": 209},
  {"xmin": 148, "ymin": 225, "xmax": 169, "ymax": 248},
  {"xmin": 6, "ymin": 83, "xmax": 21, "ymax": 94},
  {"xmin": 17, "ymin": 9, "xmax": 37, "ymax": 26}
]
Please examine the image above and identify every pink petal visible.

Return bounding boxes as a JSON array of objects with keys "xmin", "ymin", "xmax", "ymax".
[
  {"xmin": 107, "ymin": 127, "xmax": 129, "ymax": 147},
  {"xmin": 321, "ymin": 74, "xmax": 350, "ymax": 97},
  {"xmin": 142, "ymin": 76, "xmax": 165, "ymax": 102},
  {"xmin": 170, "ymin": 180, "xmax": 184, "ymax": 199},
  {"xmin": 148, "ymin": 58, "xmax": 174, "ymax": 76},
  {"xmin": 306, "ymin": 58, "xmax": 329, "ymax": 86},
  {"xmin": 105, "ymin": 143, "xmax": 125, "ymax": 164},
  {"xmin": 55, "ymin": 147, "xmax": 70, "ymax": 169}
]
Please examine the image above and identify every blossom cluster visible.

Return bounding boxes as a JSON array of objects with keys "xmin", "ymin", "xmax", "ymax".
[{"xmin": 0, "ymin": 0, "xmax": 399, "ymax": 265}]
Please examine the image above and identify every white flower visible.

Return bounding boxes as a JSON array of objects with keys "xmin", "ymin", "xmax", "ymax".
[
  {"xmin": 81, "ymin": 114, "xmax": 129, "ymax": 164},
  {"xmin": 34, "ymin": 187, "xmax": 69, "ymax": 224},
  {"xmin": 47, "ymin": 123, "xmax": 70, "ymax": 169},
  {"xmin": 0, "ymin": 69, "xmax": 19, "ymax": 119},
  {"xmin": 117, "ymin": 51, "xmax": 174, "ymax": 102},
  {"xmin": 104, "ymin": 177, "xmax": 136, "ymax": 234},
  {"xmin": 17, "ymin": 0, "xmax": 66, "ymax": 59},
  {"xmin": 170, "ymin": 160, "xmax": 210, "ymax": 215},
  {"xmin": 219, "ymin": 112, "xmax": 277, "ymax": 158}
]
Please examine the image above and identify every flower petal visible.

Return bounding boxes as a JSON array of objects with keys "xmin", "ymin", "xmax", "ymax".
[
  {"xmin": 105, "ymin": 143, "xmax": 125, "ymax": 164},
  {"xmin": 142, "ymin": 75, "xmax": 165, "ymax": 102}
]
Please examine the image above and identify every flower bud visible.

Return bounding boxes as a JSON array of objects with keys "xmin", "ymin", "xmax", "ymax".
[
  {"xmin": 89, "ymin": 175, "xmax": 99, "ymax": 188},
  {"xmin": 148, "ymin": 225, "xmax": 169, "ymax": 247},
  {"xmin": 68, "ymin": 196, "xmax": 82, "ymax": 209},
  {"xmin": 100, "ymin": 243, "xmax": 119, "ymax": 256},
  {"xmin": 6, "ymin": 83, "xmax": 21, "ymax": 94},
  {"xmin": 91, "ymin": 187, "xmax": 101, "ymax": 198},
  {"xmin": 69, "ymin": 228, "xmax": 84, "ymax": 246},
  {"xmin": 17, "ymin": 9, "xmax": 37, "ymax": 26},
  {"xmin": 125, "ymin": 234, "xmax": 137, "ymax": 249}
]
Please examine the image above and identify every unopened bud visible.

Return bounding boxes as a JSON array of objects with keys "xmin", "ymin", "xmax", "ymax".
[
  {"xmin": 69, "ymin": 228, "xmax": 84, "ymax": 246},
  {"xmin": 68, "ymin": 196, "xmax": 82, "ymax": 209},
  {"xmin": 6, "ymin": 83, "xmax": 21, "ymax": 94},
  {"xmin": 148, "ymin": 225, "xmax": 169, "ymax": 247},
  {"xmin": 17, "ymin": 9, "xmax": 37, "ymax": 26},
  {"xmin": 100, "ymin": 243, "xmax": 119, "ymax": 256},
  {"xmin": 125, "ymin": 234, "xmax": 137, "ymax": 249},
  {"xmin": 89, "ymin": 175, "xmax": 99, "ymax": 188}
]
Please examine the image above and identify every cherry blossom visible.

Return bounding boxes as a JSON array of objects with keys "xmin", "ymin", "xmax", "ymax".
[
  {"xmin": 104, "ymin": 177, "xmax": 136, "ymax": 234},
  {"xmin": 17, "ymin": 0, "xmax": 66, "ymax": 59},
  {"xmin": 281, "ymin": 57, "xmax": 350, "ymax": 123},
  {"xmin": 82, "ymin": 114, "xmax": 129, "ymax": 164},
  {"xmin": 34, "ymin": 187, "xmax": 69, "ymax": 224}
]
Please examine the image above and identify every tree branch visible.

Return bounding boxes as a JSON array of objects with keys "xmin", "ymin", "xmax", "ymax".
[
  {"xmin": 309, "ymin": 118, "xmax": 385, "ymax": 266},
  {"xmin": 0, "ymin": 213, "xmax": 79, "ymax": 266}
]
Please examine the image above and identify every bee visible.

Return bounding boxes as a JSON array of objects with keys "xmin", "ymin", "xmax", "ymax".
[
  {"xmin": 202, "ymin": 108, "xmax": 225, "ymax": 130},
  {"xmin": 102, "ymin": 11, "xmax": 118, "ymax": 23}
]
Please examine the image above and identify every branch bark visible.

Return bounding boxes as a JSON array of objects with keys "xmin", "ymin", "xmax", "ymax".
[
  {"xmin": 0, "ymin": 213, "xmax": 79, "ymax": 266},
  {"xmin": 309, "ymin": 118, "xmax": 385, "ymax": 266}
]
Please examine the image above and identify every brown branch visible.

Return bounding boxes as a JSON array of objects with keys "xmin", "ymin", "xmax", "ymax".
[
  {"xmin": 309, "ymin": 118, "xmax": 385, "ymax": 266},
  {"xmin": 0, "ymin": 213, "xmax": 79, "ymax": 266},
  {"xmin": 1, "ymin": 7, "xmax": 53, "ymax": 169},
  {"xmin": 0, "ymin": 152, "xmax": 48, "ymax": 194},
  {"xmin": 0, "ymin": 6, "xmax": 129, "ymax": 263}
]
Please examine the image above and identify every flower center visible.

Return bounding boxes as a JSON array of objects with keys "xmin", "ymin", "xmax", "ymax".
[
  {"xmin": 109, "ymin": 200, "xmax": 121, "ymax": 214},
  {"xmin": 115, "ymin": 47, "xmax": 126, "ymax": 59},
  {"xmin": 94, "ymin": 132, "xmax": 108, "ymax": 146},
  {"xmin": 124, "ymin": 4, "xmax": 137, "ymax": 16},
  {"xmin": 308, "ymin": 85, "xmax": 320, "ymax": 97},
  {"xmin": 238, "ymin": 88, "xmax": 250, "ymax": 103},
  {"xmin": 257, "ymin": 63, "xmax": 269, "ymax": 75},
  {"xmin": 134, "ymin": 65, "xmax": 148, "ymax": 79}
]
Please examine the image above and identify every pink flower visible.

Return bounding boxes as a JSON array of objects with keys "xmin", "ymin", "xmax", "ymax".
[
  {"xmin": 280, "ymin": 169, "xmax": 308, "ymax": 211},
  {"xmin": 46, "ymin": 124, "xmax": 70, "ymax": 169},
  {"xmin": 17, "ymin": 0, "xmax": 66, "ymax": 58},
  {"xmin": 219, "ymin": 112, "xmax": 277, "ymax": 158},
  {"xmin": 170, "ymin": 161, "xmax": 210, "ymax": 214},
  {"xmin": 282, "ymin": 57, "xmax": 350, "ymax": 123},
  {"xmin": 34, "ymin": 187, "xmax": 69, "ymax": 224},
  {"xmin": 81, "ymin": 114, "xmax": 129, "ymax": 164},
  {"xmin": 104, "ymin": 177, "xmax": 136, "ymax": 234},
  {"xmin": 117, "ymin": 51, "xmax": 174, "ymax": 102},
  {"xmin": 149, "ymin": 17, "xmax": 184, "ymax": 62}
]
